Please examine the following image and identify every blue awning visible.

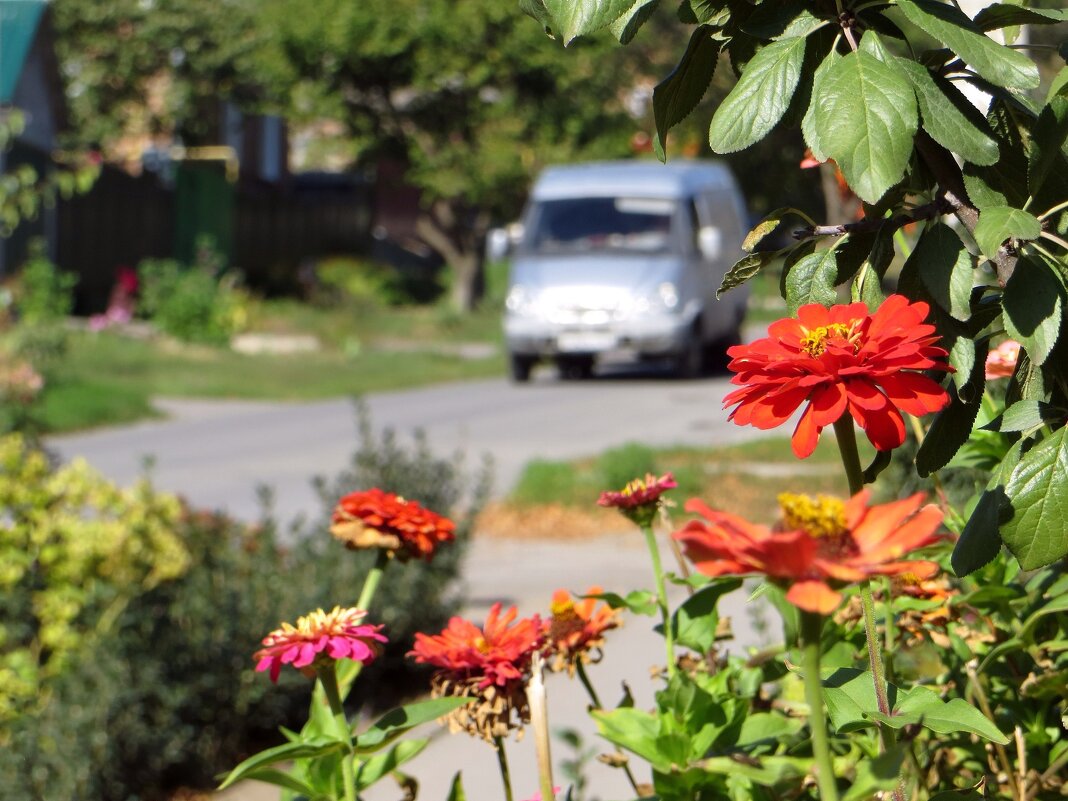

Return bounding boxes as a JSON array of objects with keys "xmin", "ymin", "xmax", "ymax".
[{"xmin": 0, "ymin": 0, "xmax": 48, "ymax": 104}]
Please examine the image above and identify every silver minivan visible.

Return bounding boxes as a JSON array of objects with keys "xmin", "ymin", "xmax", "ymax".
[{"xmin": 500, "ymin": 160, "xmax": 749, "ymax": 381}]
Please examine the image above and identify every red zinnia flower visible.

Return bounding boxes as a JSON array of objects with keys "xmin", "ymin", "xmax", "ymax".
[
  {"xmin": 673, "ymin": 490, "xmax": 944, "ymax": 614},
  {"xmin": 330, "ymin": 488, "xmax": 455, "ymax": 561},
  {"xmin": 544, "ymin": 586, "xmax": 621, "ymax": 674},
  {"xmin": 598, "ymin": 472, "xmax": 677, "ymax": 526},
  {"xmin": 724, "ymin": 295, "xmax": 951, "ymax": 458},
  {"xmin": 410, "ymin": 604, "xmax": 545, "ymax": 742},
  {"xmin": 254, "ymin": 606, "xmax": 387, "ymax": 682}
]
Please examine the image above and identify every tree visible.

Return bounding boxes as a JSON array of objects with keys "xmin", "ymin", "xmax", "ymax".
[
  {"xmin": 523, "ymin": 0, "xmax": 1068, "ymax": 571},
  {"xmin": 260, "ymin": 0, "xmax": 640, "ymax": 310}
]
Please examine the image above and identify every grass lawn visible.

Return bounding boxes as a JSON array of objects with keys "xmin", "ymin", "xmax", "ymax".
[
  {"xmin": 478, "ymin": 434, "xmax": 877, "ymax": 538},
  {"xmin": 35, "ymin": 300, "xmax": 506, "ymax": 433}
]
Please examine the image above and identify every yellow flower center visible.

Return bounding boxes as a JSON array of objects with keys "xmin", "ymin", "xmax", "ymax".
[
  {"xmin": 474, "ymin": 636, "xmax": 491, "ymax": 653},
  {"xmin": 550, "ymin": 596, "xmax": 575, "ymax": 617},
  {"xmin": 799, "ymin": 322, "xmax": 858, "ymax": 357},
  {"xmin": 778, "ymin": 493, "xmax": 848, "ymax": 539}
]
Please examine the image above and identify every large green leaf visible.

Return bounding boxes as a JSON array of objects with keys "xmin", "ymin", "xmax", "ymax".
[
  {"xmin": 784, "ymin": 248, "xmax": 839, "ymax": 314},
  {"xmin": 954, "ymin": 439, "xmax": 1022, "ymax": 576},
  {"xmin": 541, "ymin": 0, "xmax": 635, "ymax": 44},
  {"xmin": 896, "ymin": 58, "xmax": 999, "ymax": 166},
  {"xmin": 896, "ymin": 0, "xmax": 1040, "ymax": 90},
  {"xmin": 668, "ymin": 577, "xmax": 742, "ymax": 654},
  {"xmin": 911, "ymin": 222, "xmax": 974, "ymax": 322},
  {"xmin": 802, "ymin": 49, "xmax": 840, "ymax": 162},
  {"xmin": 872, "ymin": 685, "xmax": 1009, "ymax": 743},
  {"xmin": 1001, "ymin": 428, "xmax": 1068, "ymax": 570},
  {"xmin": 610, "ymin": 0, "xmax": 659, "ymax": 44},
  {"xmin": 973, "ymin": 3, "xmax": 1067, "ymax": 31},
  {"xmin": 217, "ymin": 737, "xmax": 347, "ymax": 790},
  {"xmin": 354, "ymin": 739, "xmax": 428, "ymax": 790},
  {"xmin": 592, "ymin": 707, "xmax": 670, "ymax": 771},
  {"xmin": 236, "ymin": 768, "xmax": 319, "ymax": 798},
  {"xmin": 709, "ymin": 36, "xmax": 807, "ymax": 154},
  {"xmin": 355, "ymin": 696, "xmax": 472, "ymax": 753},
  {"xmin": 973, "ymin": 206, "xmax": 1042, "ymax": 262},
  {"xmin": 1028, "ymin": 96, "xmax": 1068, "ymax": 200},
  {"xmin": 808, "ymin": 50, "xmax": 917, "ymax": 203},
  {"xmin": 653, "ymin": 26, "xmax": 721, "ymax": 161},
  {"xmin": 916, "ymin": 338, "xmax": 985, "ymax": 477},
  {"xmin": 822, "ymin": 668, "xmax": 886, "ymax": 733},
  {"xmin": 1002, "ymin": 256, "xmax": 1065, "ymax": 367},
  {"xmin": 841, "ymin": 749, "xmax": 907, "ymax": 801}
]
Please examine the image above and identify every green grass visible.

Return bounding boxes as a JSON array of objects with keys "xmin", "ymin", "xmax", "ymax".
[
  {"xmin": 36, "ymin": 299, "xmax": 505, "ymax": 433},
  {"xmin": 507, "ymin": 434, "xmax": 877, "ymax": 523}
]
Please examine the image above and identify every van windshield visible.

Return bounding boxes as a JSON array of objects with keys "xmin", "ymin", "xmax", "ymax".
[{"xmin": 522, "ymin": 197, "xmax": 677, "ymax": 255}]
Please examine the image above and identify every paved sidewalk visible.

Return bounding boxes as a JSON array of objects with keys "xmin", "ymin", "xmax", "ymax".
[{"xmin": 217, "ymin": 531, "xmax": 776, "ymax": 801}]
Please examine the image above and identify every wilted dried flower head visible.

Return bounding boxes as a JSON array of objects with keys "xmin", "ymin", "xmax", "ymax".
[
  {"xmin": 674, "ymin": 490, "xmax": 945, "ymax": 614},
  {"xmin": 544, "ymin": 586, "xmax": 620, "ymax": 675},
  {"xmin": 724, "ymin": 295, "xmax": 951, "ymax": 458},
  {"xmin": 598, "ymin": 472, "xmax": 677, "ymax": 526},
  {"xmin": 985, "ymin": 339, "xmax": 1021, "ymax": 380},
  {"xmin": 409, "ymin": 604, "xmax": 544, "ymax": 742},
  {"xmin": 0, "ymin": 359, "xmax": 44, "ymax": 404},
  {"xmin": 254, "ymin": 606, "xmax": 387, "ymax": 682},
  {"xmin": 330, "ymin": 488, "xmax": 455, "ymax": 561}
]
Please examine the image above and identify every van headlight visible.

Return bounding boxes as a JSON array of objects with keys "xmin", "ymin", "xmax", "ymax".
[
  {"xmin": 506, "ymin": 285, "xmax": 539, "ymax": 317},
  {"xmin": 630, "ymin": 282, "xmax": 679, "ymax": 316}
]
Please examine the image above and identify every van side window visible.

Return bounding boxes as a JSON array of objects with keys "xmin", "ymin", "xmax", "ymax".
[
  {"xmin": 688, "ymin": 200, "xmax": 702, "ymax": 255},
  {"xmin": 698, "ymin": 192, "xmax": 743, "ymax": 247}
]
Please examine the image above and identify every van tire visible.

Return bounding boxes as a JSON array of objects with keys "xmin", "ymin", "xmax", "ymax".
[
  {"xmin": 556, "ymin": 355, "xmax": 595, "ymax": 380},
  {"xmin": 509, "ymin": 354, "xmax": 535, "ymax": 383}
]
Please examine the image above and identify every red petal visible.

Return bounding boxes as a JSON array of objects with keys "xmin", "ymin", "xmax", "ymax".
[
  {"xmin": 877, "ymin": 372, "xmax": 951, "ymax": 416},
  {"xmin": 791, "ymin": 402, "xmax": 822, "ymax": 458},
  {"xmin": 785, "ymin": 580, "xmax": 842, "ymax": 614}
]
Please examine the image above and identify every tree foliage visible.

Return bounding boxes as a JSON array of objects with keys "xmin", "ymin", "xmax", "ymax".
[{"xmin": 524, "ymin": 0, "xmax": 1068, "ymax": 572}]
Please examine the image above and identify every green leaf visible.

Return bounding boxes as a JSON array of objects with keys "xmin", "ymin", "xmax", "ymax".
[
  {"xmin": 910, "ymin": 222, "xmax": 974, "ymax": 322},
  {"xmin": 610, "ymin": 0, "xmax": 659, "ymax": 44},
  {"xmin": 355, "ymin": 697, "xmax": 472, "ymax": 752},
  {"xmin": 677, "ymin": 0, "xmax": 730, "ymax": 26},
  {"xmin": 916, "ymin": 339, "xmax": 985, "ymax": 477},
  {"xmin": 653, "ymin": 27, "xmax": 721, "ymax": 161},
  {"xmin": 808, "ymin": 49, "xmax": 917, "ymax": 203},
  {"xmin": 953, "ymin": 440, "xmax": 1021, "ymax": 576},
  {"xmin": 895, "ymin": 0, "xmax": 1040, "ymax": 90},
  {"xmin": 709, "ymin": 36, "xmax": 807, "ymax": 154},
  {"xmin": 669, "ymin": 578, "xmax": 743, "ymax": 654},
  {"xmin": 802, "ymin": 49, "xmax": 841, "ymax": 162},
  {"xmin": 592, "ymin": 589, "xmax": 659, "ymax": 616},
  {"xmin": 592, "ymin": 707, "xmax": 670, "ymax": 771},
  {"xmin": 700, "ymin": 755, "xmax": 811, "ymax": 784},
  {"xmin": 1029, "ymin": 96, "xmax": 1068, "ymax": 199},
  {"xmin": 1002, "ymin": 256, "xmax": 1065, "ymax": 367},
  {"xmin": 741, "ymin": 0, "xmax": 826, "ymax": 40},
  {"xmin": 784, "ymin": 248, "xmax": 839, "ymax": 315},
  {"xmin": 445, "ymin": 771, "xmax": 466, "ymax": 801},
  {"xmin": 841, "ymin": 748, "xmax": 907, "ymax": 801},
  {"xmin": 876, "ymin": 685, "xmax": 1008, "ymax": 743},
  {"xmin": 719, "ymin": 251, "xmax": 778, "ymax": 297},
  {"xmin": 541, "ymin": 0, "xmax": 635, "ymax": 44},
  {"xmin": 985, "ymin": 400, "xmax": 1057, "ymax": 433},
  {"xmin": 948, "ymin": 336, "xmax": 976, "ymax": 395},
  {"xmin": 1001, "ymin": 427, "xmax": 1068, "ymax": 570},
  {"xmin": 1019, "ymin": 591, "xmax": 1068, "ymax": 643},
  {"xmin": 238, "ymin": 768, "xmax": 319, "ymax": 797},
  {"xmin": 896, "ymin": 58, "xmax": 999, "ymax": 166},
  {"xmin": 354, "ymin": 739, "xmax": 428, "ymax": 790},
  {"xmin": 742, "ymin": 207, "xmax": 807, "ymax": 252},
  {"xmin": 821, "ymin": 668, "xmax": 888, "ymax": 733},
  {"xmin": 973, "ymin": 206, "xmax": 1042, "ymax": 261},
  {"xmin": 974, "ymin": 4, "xmax": 1067, "ymax": 31},
  {"xmin": 217, "ymin": 738, "xmax": 347, "ymax": 790},
  {"xmin": 736, "ymin": 712, "xmax": 804, "ymax": 746}
]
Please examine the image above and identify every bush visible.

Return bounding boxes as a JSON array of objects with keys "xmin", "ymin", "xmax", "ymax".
[
  {"xmin": 13, "ymin": 240, "xmax": 75, "ymax": 325},
  {"xmin": 0, "ymin": 407, "xmax": 491, "ymax": 800}
]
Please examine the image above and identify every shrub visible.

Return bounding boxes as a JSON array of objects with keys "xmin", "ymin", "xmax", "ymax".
[
  {"xmin": 13, "ymin": 240, "xmax": 75, "ymax": 325},
  {"xmin": 597, "ymin": 442, "xmax": 659, "ymax": 491}
]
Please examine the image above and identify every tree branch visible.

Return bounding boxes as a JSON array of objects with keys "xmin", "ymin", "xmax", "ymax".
[{"xmin": 793, "ymin": 196, "xmax": 951, "ymax": 239}]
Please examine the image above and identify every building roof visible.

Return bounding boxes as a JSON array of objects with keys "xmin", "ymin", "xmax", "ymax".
[{"xmin": 1, "ymin": 0, "xmax": 48, "ymax": 104}]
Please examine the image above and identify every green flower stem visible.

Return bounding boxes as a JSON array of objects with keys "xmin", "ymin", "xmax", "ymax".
[
  {"xmin": 494, "ymin": 736, "xmax": 516, "ymax": 801},
  {"xmin": 336, "ymin": 549, "xmax": 391, "ymax": 698},
  {"xmin": 801, "ymin": 611, "xmax": 840, "ymax": 801},
  {"xmin": 831, "ymin": 416, "xmax": 865, "ymax": 496},
  {"xmin": 641, "ymin": 522, "xmax": 676, "ymax": 678},
  {"xmin": 575, "ymin": 661, "xmax": 642, "ymax": 796},
  {"xmin": 318, "ymin": 663, "xmax": 357, "ymax": 801}
]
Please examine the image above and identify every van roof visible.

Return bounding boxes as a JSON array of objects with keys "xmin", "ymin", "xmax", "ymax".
[{"xmin": 531, "ymin": 160, "xmax": 736, "ymax": 201}]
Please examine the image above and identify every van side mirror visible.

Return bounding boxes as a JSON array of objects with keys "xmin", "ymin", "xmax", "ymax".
[
  {"xmin": 487, "ymin": 223, "xmax": 524, "ymax": 261},
  {"xmin": 698, "ymin": 226, "xmax": 722, "ymax": 261}
]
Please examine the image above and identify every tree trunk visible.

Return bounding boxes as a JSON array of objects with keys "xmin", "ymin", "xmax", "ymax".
[{"xmin": 413, "ymin": 200, "xmax": 490, "ymax": 313}]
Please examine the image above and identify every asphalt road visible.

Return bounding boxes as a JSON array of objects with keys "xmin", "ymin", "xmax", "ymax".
[{"xmin": 50, "ymin": 368, "xmax": 768, "ymax": 523}]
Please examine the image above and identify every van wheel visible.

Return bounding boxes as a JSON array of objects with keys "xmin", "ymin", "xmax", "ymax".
[
  {"xmin": 509, "ymin": 354, "xmax": 535, "ymax": 383},
  {"xmin": 675, "ymin": 332, "xmax": 704, "ymax": 379}
]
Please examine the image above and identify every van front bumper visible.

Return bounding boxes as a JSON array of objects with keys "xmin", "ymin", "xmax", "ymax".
[{"xmin": 504, "ymin": 315, "xmax": 691, "ymax": 357}]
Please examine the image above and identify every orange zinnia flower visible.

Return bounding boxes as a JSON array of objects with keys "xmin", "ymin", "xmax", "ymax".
[
  {"xmin": 409, "ymin": 604, "xmax": 545, "ymax": 742},
  {"xmin": 673, "ymin": 490, "xmax": 944, "ymax": 614},
  {"xmin": 254, "ymin": 606, "xmax": 387, "ymax": 682},
  {"xmin": 598, "ymin": 472, "xmax": 677, "ymax": 526},
  {"xmin": 985, "ymin": 339, "xmax": 1020, "ymax": 380},
  {"xmin": 544, "ymin": 586, "xmax": 621, "ymax": 674},
  {"xmin": 724, "ymin": 295, "xmax": 951, "ymax": 458},
  {"xmin": 330, "ymin": 488, "xmax": 455, "ymax": 561}
]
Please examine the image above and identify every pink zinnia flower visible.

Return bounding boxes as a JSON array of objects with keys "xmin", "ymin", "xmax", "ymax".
[
  {"xmin": 598, "ymin": 472, "xmax": 677, "ymax": 526},
  {"xmin": 985, "ymin": 340, "xmax": 1020, "ymax": 380},
  {"xmin": 254, "ymin": 606, "xmax": 387, "ymax": 682}
]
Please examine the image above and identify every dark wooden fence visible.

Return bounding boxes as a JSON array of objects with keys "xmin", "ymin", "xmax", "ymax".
[{"xmin": 55, "ymin": 166, "xmax": 374, "ymax": 314}]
